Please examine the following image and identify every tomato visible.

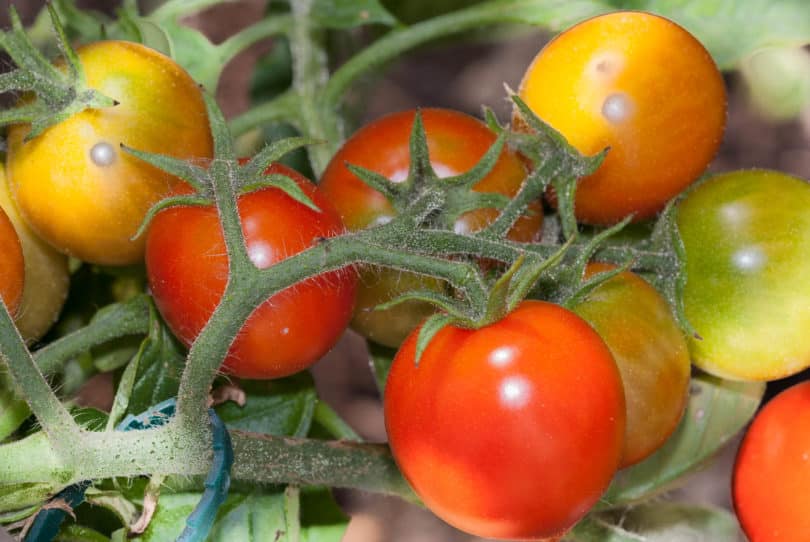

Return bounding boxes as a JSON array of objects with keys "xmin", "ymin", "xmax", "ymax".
[
  {"xmin": 516, "ymin": 11, "xmax": 726, "ymax": 225},
  {"xmin": 6, "ymin": 41, "xmax": 213, "ymax": 266},
  {"xmin": 146, "ymin": 164, "xmax": 356, "ymax": 380},
  {"xmin": 733, "ymin": 380, "xmax": 810, "ymax": 541},
  {"xmin": 384, "ymin": 301, "xmax": 625, "ymax": 540},
  {"xmin": 677, "ymin": 170, "xmax": 810, "ymax": 381},
  {"xmin": 571, "ymin": 263, "xmax": 690, "ymax": 467},
  {"xmin": 319, "ymin": 108, "xmax": 542, "ymax": 347},
  {"xmin": 0, "ymin": 168, "xmax": 69, "ymax": 342},
  {"xmin": 0, "ymin": 207, "xmax": 24, "ymax": 317}
]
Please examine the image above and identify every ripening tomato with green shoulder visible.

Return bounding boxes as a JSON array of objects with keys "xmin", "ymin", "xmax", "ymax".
[
  {"xmin": 385, "ymin": 301, "xmax": 625, "ymax": 540},
  {"xmin": 0, "ymin": 207, "xmax": 24, "ymax": 317},
  {"xmin": 571, "ymin": 263, "xmax": 690, "ymax": 467},
  {"xmin": 677, "ymin": 169, "xmax": 810, "ymax": 381},
  {"xmin": 6, "ymin": 40, "xmax": 213, "ymax": 266},
  {"xmin": 319, "ymin": 108, "xmax": 542, "ymax": 347},
  {"xmin": 733, "ymin": 380, "xmax": 810, "ymax": 541},
  {"xmin": 515, "ymin": 11, "xmax": 726, "ymax": 225},
  {"xmin": 0, "ymin": 167, "xmax": 69, "ymax": 343},
  {"xmin": 146, "ymin": 163, "xmax": 356, "ymax": 380}
]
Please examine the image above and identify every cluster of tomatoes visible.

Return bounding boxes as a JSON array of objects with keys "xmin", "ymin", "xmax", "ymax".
[{"xmin": 1, "ymin": 8, "xmax": 809, "ymax": 542}]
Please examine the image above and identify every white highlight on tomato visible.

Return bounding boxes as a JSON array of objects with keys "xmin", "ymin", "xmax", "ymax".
[
  {"xmin": 90, "ymin": 142, "xmax": 116, "ymax": 167},
  {"xmin": 489, "ymin": 346, "xmax": 516, "ymax": 368},
  {"xmin": 499, "ymin": 376, "xmax": 532, "ymax": 409},
  {"xmin": 732, "ymin": 247, "xmax": 766, "ymax": 272},
  {"xmin": 601, "ymin": 92, "xmax": 633, "ymax": 123}
]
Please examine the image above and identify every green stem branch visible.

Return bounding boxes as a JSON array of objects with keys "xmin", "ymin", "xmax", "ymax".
[{"xmin": 0, "ymin": 303, "xmax": 79, "ymax": 447}]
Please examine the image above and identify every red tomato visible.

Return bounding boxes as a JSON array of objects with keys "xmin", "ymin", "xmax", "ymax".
[
  {"xmin": 384, "ymin": 301, "xmax": 625, "ymax": 539},
  {"xmin": 0, "ymin": 207, "xmax": 24, "ymax": 316},
  {"xmin": 319, "ymin": 108, "xmax": 542, "ymax": 347},
  {"xmin": 733, "ymin": 380, "xmax": 810, "ymax": 541},
  {"xmin": 145, "ymin": 164, "xmax": 356, "ymax": 379}
]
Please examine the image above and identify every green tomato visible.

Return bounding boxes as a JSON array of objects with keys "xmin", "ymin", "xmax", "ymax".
[{"xmin": 677, "ymin": 169, "xmax": 810, "ymax": 381}]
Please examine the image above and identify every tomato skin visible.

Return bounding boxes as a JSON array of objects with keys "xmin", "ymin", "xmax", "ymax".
[
  {"xmin": 516, "ymin": 11, "xmax": 725, "ymax": 225},
  {"xmin": 0, "ymin": 168, "xmax": 69, "ymax": 342},
  {"xmin": 677, "ymin": 170, "xmax": 810, "ymax": 381},
  {"xmin": 572, "ymin": 263, "xmax": 690, "ymax": 467},
  {"xmin": 0, "ymin": 207, "xmax": 24, "ymax": 317},
  {"xmin": 320, "ymin": 108, "xmax": 541, "ymax": 347},
  {"xmin": 384, "ymin": 301, "xmax": 625, "ymax": 540},
  {"xmin": 6, "ymin": 41, "xmax": 213, "ymax": 266},
  {"xmin": 145, "ymin": 164, "xmax": 356, "ymax": 379},
  {"xmin": 733, "ymin": 380, "xmax": 810, "ymax": 541}
]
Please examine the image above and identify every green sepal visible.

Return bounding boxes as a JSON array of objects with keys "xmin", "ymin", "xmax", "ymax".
[
  {"xmin": 240, "ymin": 137, "xmax": 321, "ymax": 181},
  {"xmin": 564, "ymin": 258, "xmax": 632, "ymax": 310},
  {"xmin": 650, "ymin": 201, "xmax": 698, "ymax": 338},
  {"xmin": 131, "ymin": 195, "xmax": 213, "ymax": 241},
  {"xmin": 0, "ymin": 6, "xmax": 116, "ymax": 138},
  {"xmin": 122, "ymin": 146, "xmax": 209, "ymax": 193},
  {"xmin": 375, "ymin": 289, "xmax": 467, "ymax": 319},
  {"xmin": 413, "ymin": 313, "xmax": 456, "ymax": 367},
  {"xmin": 441, "ymin": 132, "xmax": 505, "ymax": 189},
  {"xmin": 505, "ymin": 239, "xmax": 573, "ymax": 312},
  {"xmin": 344, "ymin": 163, "xmax": 401, "ymax": 203},
  {"xmin": 405, "ymin": 110, "xmax": 436, "ymax": 192},
  {"xmin": 241, "ymin": 174, "xmax": 319, "ymax": 212}
]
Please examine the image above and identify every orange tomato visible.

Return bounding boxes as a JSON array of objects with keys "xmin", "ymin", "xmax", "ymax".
[
  {"xmin": 0, "ymin": 207, "xmax": 24, "ymax": 317},
  {"xmin": 516, "ymin": 11, "xmax": 726, "ymax": 225}
]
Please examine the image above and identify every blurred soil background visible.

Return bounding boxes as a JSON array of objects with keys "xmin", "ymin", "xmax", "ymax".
[{"xmin": 7, "ymin": 1, "xmax": 810, "ymax": 540}]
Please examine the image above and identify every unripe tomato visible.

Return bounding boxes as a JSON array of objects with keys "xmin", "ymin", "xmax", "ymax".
[
  {"xmin": 516, "ymin": 11, "xmax": 726, "ymax": 225},
  {"xmin": 571, "ymin": 263, "xmax": 690, "ymax": 467},
  {"xmin": 0, "ymin": 207, "xmax": 24, "ymax": 317},
  {"xmin": 733, "ymin": 380, "xmax": 810, "ymax": 541},
  {"xmin": 319, "ymin": 108, "xmax": 542, "ymax": 347},
  {"xmin": 385, "ymin": 301, "xmax": 625, "ymax": 540},
  {"xmin": 677, "ymin": 170, "xmax": 810, "ymax": 381},
  {"xmin": 146, "ymin": 164, "xmax": 356, "ymax": 379},
  {"xmin": 6, "ymin": 41, "xmax": 213, "ymax": 266},
  {"xmin": 0, "ymin": 168, "xmax": 69, "ymax": 342}
]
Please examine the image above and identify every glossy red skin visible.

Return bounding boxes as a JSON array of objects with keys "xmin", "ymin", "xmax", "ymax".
[
  {"xmin": 733, "ymin": 380, "xmax": 810, "ymax": 541},
  {"xmin": 0, "ymin": 207, "xmax": 24, "ymax": 316},
  {"xmin": 385, "ymin": 301, "xmax": 625, "ymax": 540},
  {"xmin": 145, "ymin": 164, "xmax": 356, "ymax": 379}
]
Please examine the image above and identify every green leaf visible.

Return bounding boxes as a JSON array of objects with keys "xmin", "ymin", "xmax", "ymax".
[
  {"xmin": 215, "ymin": 373, "xmax": 318, "ymax": 437},
  {"xmin": 55, "ymin": 523, "xmax": 111, "ymax": 542},
  {"xmin": 122, "ymin": 311, "xmax": 186, "ymax": 420},
  {"xmin": 0, "ymin": 373, "xmax": 30, "ymax": 441},
  {"xmin": 368, "ymin": 342, "xmax": 397, "ymax": 398},
  {"xmin": 313, "ymin": 0, "xmax": 398, "ymax": 29},
  {"xmin": 573, "ymin": 503, "xmax": 742, "ymax": 541},
  {"xmin": 156, "ymin": 20, "xmax": 221, "ymax": 90},
  {"xmin": 131, "ymin": 488, "xmax": 347, "ymax": 542},
  {"xmin": 599, "ymin": 373, "xmax": 764, "ymax": 508}
]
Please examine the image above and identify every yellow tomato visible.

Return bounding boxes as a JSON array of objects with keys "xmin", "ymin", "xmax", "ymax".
[
  {"xmin": 516, "ymin": 11, "xmax": 726, "ymax": 225},
  {"xmin": 6, "ymin": 41, "xmax": 213, "ymax": 265}
]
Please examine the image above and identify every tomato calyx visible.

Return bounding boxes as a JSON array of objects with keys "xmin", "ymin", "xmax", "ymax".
[
  {"xmin": 126, "ymin": 100, "xmax": 322, "ymax": 241},
  {"xmin": 345, "ymin": 110, "xmax": 515, "ymax": 232},
  {"xmin": 0, "ymin": 6, "xmax": 117, "ymax": 140}
]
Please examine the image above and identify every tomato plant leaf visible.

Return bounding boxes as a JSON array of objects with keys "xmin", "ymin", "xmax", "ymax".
[
  {"xmin": 598, "ymin": 373, "xmax": 764, "ymax": 508},
  {"xmin": 130, "ymin": 488, "xmax": 347, "ymax": 541},
  {"xmin": 573, "ymin": 502, "xmax": 742, "ymax": 541},
  {"xmin": 312, "ymin": 0, "xmax": 398, "ymax": 29},
  {"xmin": 368, "ymin": 342, "xmax": 397, "ymax": 398},
  {"xmin": 121, "ymin": 309, "xmax": 186, "ymax": 420},
  {"xmin": 214, "ymin": 374, "xmax": 318, "ymax": 438}
]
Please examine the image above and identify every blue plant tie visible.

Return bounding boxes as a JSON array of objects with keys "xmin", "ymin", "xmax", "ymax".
[{"xmin": 24, "ymin": 398, "xmax": 234, "ymax": 542}]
